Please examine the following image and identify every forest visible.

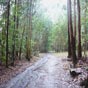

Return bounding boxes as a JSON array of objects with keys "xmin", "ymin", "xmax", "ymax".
[{"xmin": 0, "ymin": 0, "xmax": 88, "ymax": 88}]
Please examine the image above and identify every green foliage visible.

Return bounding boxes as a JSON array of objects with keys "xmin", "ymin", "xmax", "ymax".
[{"xmin": 0, "ymin": 0, "xmax": 88, "ymax": 65}]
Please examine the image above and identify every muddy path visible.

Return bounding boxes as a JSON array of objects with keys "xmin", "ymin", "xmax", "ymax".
[{"xmin": 0, "ymin": 54, "xmax": 81, "ymax": 88}]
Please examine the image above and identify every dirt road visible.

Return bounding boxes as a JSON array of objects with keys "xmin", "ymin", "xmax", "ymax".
[{"xmin": 0, "ymin": 54, "xmax": 81, "ymax": 88}]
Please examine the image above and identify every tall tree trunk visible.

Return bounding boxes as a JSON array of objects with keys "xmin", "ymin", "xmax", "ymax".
[
  {"xmin": 77, "ymin": 0, "xmax": 82, "ymax": 59},
  {"xmin": 84, "ymin": 0, "xmax": 87, "ymax": 57},
  {"xmin": 73, "ymin": 0, "xmax": 77, "ymax": 56},
  {"xmin": 16, "ymin": 0, "xmax": 19, "ymax": 57},
  {"xmin": 29, "ymin": 0, "xmax": 32, "ymax": 59},
  {"xmin": 68, "ymin": 0, "xmax": 77, "ymax": 67},
  {"xmin": 73, "ymin": 0, "xmax": 77, "ymax": 66},
  {"xmin": 1, "ymin": 5, "xmax": 6, "ymax": 65},
  {"xmin": 12, "ymin": 0, "xmax": 17, "ymax": 66},
  {"xmin": 6, "ymin": 0, "xmax": 10, "ymax": 68},
  {"xmin": 26, "ymin": 0, "xmax": 32, "ymax": 60},
  {"xmin": 67, "ymin": 0, "xmax": 71, "ymax": 58}
]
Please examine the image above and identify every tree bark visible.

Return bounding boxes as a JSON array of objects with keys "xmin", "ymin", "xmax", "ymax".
[
  {"xmin": 68, "ymin": 0, "xmax": 77, "ymax": 67},
  {"xmin": 73, "ymin": 0, "xmax": 77, "ymax": 58},
  {"xmin": 6, "ymin": 0, "xmax": 10, "ymax": 68},
  {"xmin": 67, "ymin": 0, "xmax": 71, "ymax": 58},
  {"xmin": 26, "ymin": 0, "xmax": 33, "ymax": 61},
  {"xmin": 84, "ymin": 0, "xmax": 87, "ymax": 57},
  {"xmin": 77, "ymin": 0, "xmax": 82, "ymax": 59},
  {"xmin": 12, "ymin": 0, "xmax": 17, "ymax": 66}
]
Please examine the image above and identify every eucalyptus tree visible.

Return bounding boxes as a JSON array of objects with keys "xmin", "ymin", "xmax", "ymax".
[
  {"xmin": 73, "ymin": 0, "xmax": 77, "ymax": 59},
  {"xmin": 77, "ymin": 0, "xmax": 82, "ymax": 58},
  {"xmin": 83, "ymin": 0, "xmax": 87, "ymax": 56},
  {"xmin": 6, "ymin": 0, "xmax": 10, "ymax": 67},
  {"xmin": 67, "ymin": 0, "xmax": 71, "ymax": 57},
  {"xmin": 0, "ymin": 0, "xmax": 6, "ymax": 64},
  {"xmin": 67, "ymin": 0, "xmax": 77, "ymax": 67}
]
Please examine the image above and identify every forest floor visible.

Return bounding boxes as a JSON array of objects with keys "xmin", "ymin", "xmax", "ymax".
[{"xmin": 0, "ymin": 53, "xmax": 88, "ymax": 88}]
